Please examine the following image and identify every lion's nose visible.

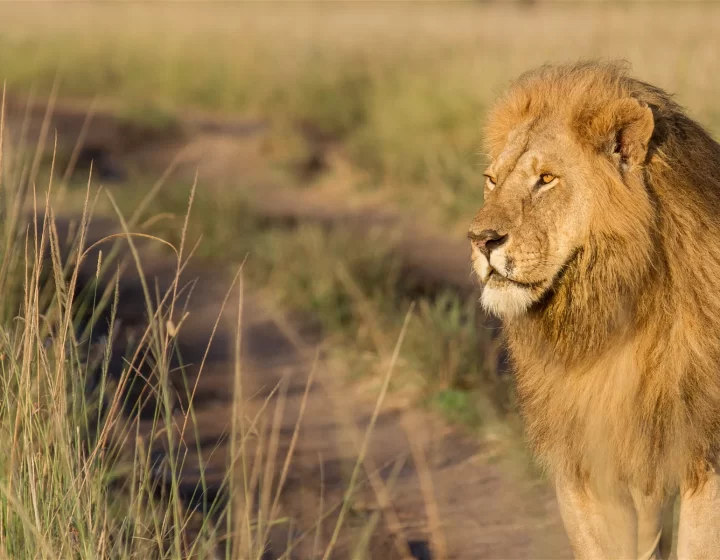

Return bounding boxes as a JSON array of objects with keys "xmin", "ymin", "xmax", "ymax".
[{"xmin": 468, "ymin": 229, "xmax": 509, "ymax": 257}]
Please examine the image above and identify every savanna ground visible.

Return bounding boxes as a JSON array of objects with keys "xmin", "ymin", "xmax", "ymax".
[{"xmin": 0, "ymin": 3, "xmax": 718, "ymax": 558}]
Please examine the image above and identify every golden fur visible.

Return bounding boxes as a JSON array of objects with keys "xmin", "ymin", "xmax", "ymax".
[{"xmin": 468, "ymin": 60, "xmax": 720, "ymax": 498}]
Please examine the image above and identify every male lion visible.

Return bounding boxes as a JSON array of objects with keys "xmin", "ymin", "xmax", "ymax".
[{"xmin": 468, "ymin": 60, "xmax": 720, "ymax": 559}]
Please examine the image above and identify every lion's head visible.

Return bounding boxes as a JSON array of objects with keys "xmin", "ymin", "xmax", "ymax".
[{"xmin": 469, "ymin": 61, "xmax": 660, "ymax": 320}]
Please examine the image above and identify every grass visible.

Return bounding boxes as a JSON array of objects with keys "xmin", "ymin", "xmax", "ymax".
[
  {"xmin": 3, "ymin": 4, "xmax": 720, "ymax": 232},
  {"xmin": 0, "ymin": 118, "xmax": 258, "ymax": 556},
  {"xmin": 0, "ymin": 116, "xmax": 418, "ymax": 559},
  {"xmin": 0, "ymin": 170, "xmax": 167, "ymax": 555}
]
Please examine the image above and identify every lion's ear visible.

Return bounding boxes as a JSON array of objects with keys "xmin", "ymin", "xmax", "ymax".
[{"xmin": 584, "ymin": 98, "xmax": 654, "ymax": 170}]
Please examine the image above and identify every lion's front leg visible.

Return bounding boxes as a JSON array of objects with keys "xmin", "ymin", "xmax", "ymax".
[
  {"xmin": 555, "ymin": 476, "xmax": 667, "ymax": 560},
  {"xmin": 677, "ymin": 469, "xmax": 720, "ymax": 559},
  {"xmin": 630, "ymin": 487, "xmax": 673, "ymax": 560},
  {"xmin": 555, "ymin": 476, "xmax": 638, "ymax": 559}
]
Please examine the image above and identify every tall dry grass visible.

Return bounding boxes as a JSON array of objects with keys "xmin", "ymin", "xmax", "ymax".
[{"xmin": 0, "ymin": 89, "xmax": 243, "ymax": 557}]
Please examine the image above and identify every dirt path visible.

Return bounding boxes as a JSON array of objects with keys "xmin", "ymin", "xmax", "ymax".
[{"xmin": 229, "ymin": 297, "xmax": 573, "ymax": 559}]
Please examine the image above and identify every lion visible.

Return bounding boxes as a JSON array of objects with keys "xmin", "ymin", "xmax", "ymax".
[{"xmin": 468, "ymin": 60, "xmax": 720, "ymax": 559}]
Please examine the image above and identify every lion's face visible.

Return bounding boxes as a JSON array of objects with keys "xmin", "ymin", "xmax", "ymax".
[
  {"xmin": 469, "ymin": 82, "xmax": 655, "ymax": 321},
  {"xmin": 469, "ymin": 121, "xmax": 599, "ymax": 319}
]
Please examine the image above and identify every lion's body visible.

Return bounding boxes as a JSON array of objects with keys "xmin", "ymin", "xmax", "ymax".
[{"xmin": 470, "ymin": 61, "xmax": 720, "ymax": 557}]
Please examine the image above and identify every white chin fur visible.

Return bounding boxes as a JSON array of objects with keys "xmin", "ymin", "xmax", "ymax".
[{"xmin": 481, "ymin": 282, "xmax": 534, "ymax": 319}]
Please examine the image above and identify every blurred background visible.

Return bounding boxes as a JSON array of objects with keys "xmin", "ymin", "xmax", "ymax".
[{"xmin": 1, "ymin": 2, "xmax": 718, "ymax": 559}]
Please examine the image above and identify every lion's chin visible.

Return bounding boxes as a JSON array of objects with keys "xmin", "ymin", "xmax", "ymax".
[{"xmin": 480, "ymin": 276, "xmax": 537, "ymax": 320}]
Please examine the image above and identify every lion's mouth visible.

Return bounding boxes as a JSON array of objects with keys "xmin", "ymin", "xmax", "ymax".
[
  {"xmin": 486, "ymin": 268, "xmax": 544, "ymax": 289},
  {"xmin": 474, "ymin": 248, "xmax": 580, "ymax": 293}
]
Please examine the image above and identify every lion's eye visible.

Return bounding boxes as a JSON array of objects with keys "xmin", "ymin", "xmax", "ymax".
[
  {"xmin": 484, "ymin": 175, "xmax": 497, "ymax": 190},
  {"xmin": 539, "ymin": 173, "xmax": 555, "ymax": 185}
]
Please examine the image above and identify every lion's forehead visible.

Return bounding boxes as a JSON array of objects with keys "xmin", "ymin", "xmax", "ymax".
[
  {"xmin": 493, "ymin": 122, "xmax": 531, "ymax": 170},
  {"xmin": 494, "ymin": 126, "xmax": 570, "ymax": 179}
]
